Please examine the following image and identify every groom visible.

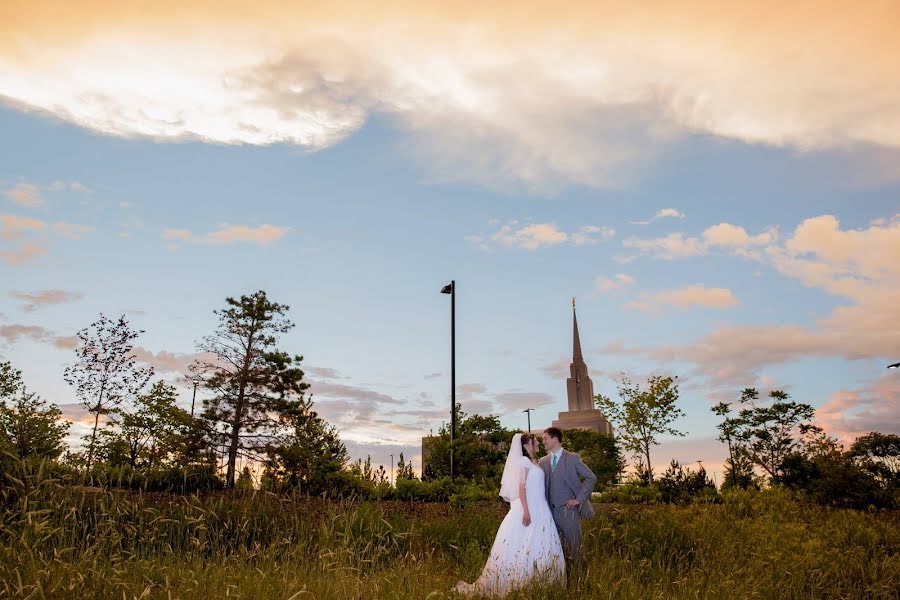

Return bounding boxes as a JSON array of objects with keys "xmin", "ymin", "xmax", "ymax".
[{"xmin": 540, "ymin": 427, "xmax": 597, "ymax": 569}]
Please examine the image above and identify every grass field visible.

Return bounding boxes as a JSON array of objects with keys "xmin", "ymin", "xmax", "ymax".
[{"xmin": 2, "ymin": 472, "xmax": 899, "ymax": 599}]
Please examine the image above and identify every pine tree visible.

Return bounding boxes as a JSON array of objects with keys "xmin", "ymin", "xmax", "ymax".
[{"xmin": 191, "ymin": 291, "xmax": 309, "ymax": 488}]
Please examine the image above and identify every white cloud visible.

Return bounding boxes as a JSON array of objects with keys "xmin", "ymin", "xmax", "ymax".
[
  {"xmin": 630, "ymin": 208, "xmax": 686, "ymax": 225},
  {"xmin": 596, "ymin": 273, "xmax": 635, "ymax": 291},
  {"xmin": 470, "ymin": 220, "xmax": 614, "ymax": 251},
  {"xmin": 4, "ymin": 3, "xmax": 899, "ymax": 190}
]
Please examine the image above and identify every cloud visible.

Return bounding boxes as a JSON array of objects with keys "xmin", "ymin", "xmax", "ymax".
[
  {"xmin": 1, "ymin": 212, "xmax": 94, "ymax": 265},
  {"xmin": 605, "ymin": 213, "xmax": 900, "ymax": 399},
  {"xmin": 48, "ymin": 180, "xmax": 92, "ymax": 194},
  {"xmin": 469, "ymin": 220, "xmax": 614, "ymax": 251},
  {"xmin": 5, "ymin": 2, "xmax": 897, "ymax": 189},
  {"xmin": 0, "ymin": 214, "xmax": 46, "ymax": 239},
  {"xmin": 596, "ymin": 273, "xmax": 634, "ymax": 292},
  {"xmin": 130, "ymin": 347, "xmax": 211, "ymax": 375},
  {"xmin": 494, "ymin": 391, "xmax": 555, "ymax": 413},
  {"xmin": 816, "ymin": 372, "xmax": 900, "ymax": 443},
  {"xmin": 632, "ymin": 285, "xmax": 740, "ymax": 311},
  {"xmin": 9, "ymin": 289, "xmax": 83, "ymax": 312},
  {"xmin": 0, "ymin": 241, "xmax": 45, "ymax": 265},
  {"xmin": 622, "ymin": 223, "xmax": 778, "ymax": 261},
  {"xmin": 630, "ymin": 208, "xmax": 686, "ymax": 225},
  {"xmin": 305, "ymin": 366, "xmax": 343, "ymax": 379},
  {"xmin": 0, "ymin": 322, "xmax": 77, "ymax": 349},
  {"xmin": 5, "ymin": 183, "xmax": 45, "ymax": 207},
  {"xmin": 162, "ymin": 224, "xmax": 288, "ymax": 248}
]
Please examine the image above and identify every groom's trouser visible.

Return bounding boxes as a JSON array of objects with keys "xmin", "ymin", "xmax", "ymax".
[{"xmin": 551, "ymin": 505, "xmax": 583, "ymax": 567}]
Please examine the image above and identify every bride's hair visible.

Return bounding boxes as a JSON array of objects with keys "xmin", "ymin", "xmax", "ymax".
[{"xmin": 520, "ymin": 433, "xmax": 536, "ymax": 454}]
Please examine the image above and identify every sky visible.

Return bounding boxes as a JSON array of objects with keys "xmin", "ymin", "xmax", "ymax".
[{"xmin": 1, "ymin": 1, "xmax": 899, "ymax": 482}]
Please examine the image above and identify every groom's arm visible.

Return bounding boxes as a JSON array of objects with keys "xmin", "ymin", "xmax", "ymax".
[{"xmin": 572, "ymin": 454, "xmax": 597, "ymax": 506}]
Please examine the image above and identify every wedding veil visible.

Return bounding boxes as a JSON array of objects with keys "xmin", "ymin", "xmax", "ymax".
[{"xmin": 498, "ymin": 433, "xmax": 524, "ymax": 503}]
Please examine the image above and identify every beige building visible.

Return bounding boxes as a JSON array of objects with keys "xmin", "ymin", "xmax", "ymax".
[{"xmin": 550, "ymin": 301, "xmax": 614, "ymax": 435}]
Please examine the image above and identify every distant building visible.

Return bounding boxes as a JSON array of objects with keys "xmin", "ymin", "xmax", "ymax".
[
  {"xmin": 550, "ymin": 300, "xmax": 614, "ymax": 435},
  {"xmin": 421, "ymin": 300, "xmax": 613, "ymax": 475}
]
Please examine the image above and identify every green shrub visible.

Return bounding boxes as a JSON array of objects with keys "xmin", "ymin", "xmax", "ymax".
[{"xmin": 595, "ymin": 483, "xmax": 661, "ymax": 504}]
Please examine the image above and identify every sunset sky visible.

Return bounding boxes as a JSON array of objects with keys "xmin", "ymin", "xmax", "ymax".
[{"xmin": 2, "ymin": 1, "xmax": 899, "ymax": 481}]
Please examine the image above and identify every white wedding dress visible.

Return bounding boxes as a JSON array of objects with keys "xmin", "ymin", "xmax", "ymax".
[{"xmin": 454, "ymin": 435, "xmax": 565, "ymax": 597}]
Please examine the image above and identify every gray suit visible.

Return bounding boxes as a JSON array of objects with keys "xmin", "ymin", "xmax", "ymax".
[{"xmin": 539, "ymin": 449, "xmax": 597, "ymax": 566}]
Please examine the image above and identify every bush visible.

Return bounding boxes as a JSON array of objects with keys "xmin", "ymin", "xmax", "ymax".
[
  {"xmin": 448, "ymin": 481, "xmax": 498, "ymax": 507},
  {"xmin": 657, "ymin": 460, "xmax": 718, "ymax": 505},
  {"xmin": 595, "ymin": 483, "xmax": 661, "ymax": 504}
]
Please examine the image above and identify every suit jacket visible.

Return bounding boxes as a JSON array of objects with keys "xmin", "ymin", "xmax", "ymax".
[{"xmin": 539, "ymin": 449, "xmax": 597, "ymax": 519}]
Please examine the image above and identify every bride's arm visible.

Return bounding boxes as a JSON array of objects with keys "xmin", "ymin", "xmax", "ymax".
[{"xmin": 519, "ymin": 467, "xmax": 531, "ymax": 526}]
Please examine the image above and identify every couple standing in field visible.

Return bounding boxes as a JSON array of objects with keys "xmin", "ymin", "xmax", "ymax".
[{"xmin": 454, "ymin": 427, "xmax": 598, "ymax": 597}]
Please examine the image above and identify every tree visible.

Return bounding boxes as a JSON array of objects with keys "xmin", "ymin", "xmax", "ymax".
[
  {"xmin": 63, "ymin": 314, "xmax": 153, "ymax": 476},
  {"xmin": 97, "ymin": 380, "xmax": 193, "ymax": 468},
  {"xmin": 730, "ymin": 389, "xmax": 815, "ymax": 481},
  {"xmin": 266, "ymin": 396, "xmax": 348, "ymax": 494},
  {"xmin": 712, "ymin": 399, "xmax": 761, "ymax": 490},
  {"xmin": 720, "ymin": 445, "xmax": 758, "ymax": 491},
  {"xmin": 657, "ymin": 460, "xmax": 717, "ymax": 504},
  {"xmin": 191, "ymin": 291, "xmax": 310, "ymax": 488},
  {"xmin": 561, "ymin": 428, "xmax": 625, "ymax": 488},
  {"xmin": 395, "ymin": 452, "xmax": 416, "ymax": 481},
  {"xmin": 849, "ymin": 432, "xmax": 900, "ymax": 485},
  {"xmin": 0, "ymin": 361, "xmax": 70, "ymax": 461},
  {"xmin": 423, "ymin": 405, "xmax": 515, "ymax": 484},
  {"xmin": 595, "ymin": 375, "xmax": 684, "ymax": 483}
]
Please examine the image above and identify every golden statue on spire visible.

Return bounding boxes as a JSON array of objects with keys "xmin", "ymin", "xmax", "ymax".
[{"xmin": 572, "ymin": 297, "xmax": 576, "ymax": 309}]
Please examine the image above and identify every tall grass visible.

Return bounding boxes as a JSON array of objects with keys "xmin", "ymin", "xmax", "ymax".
[{"xmin": 1, "ymin": 461, "xmax": 898, "ymax": 599}]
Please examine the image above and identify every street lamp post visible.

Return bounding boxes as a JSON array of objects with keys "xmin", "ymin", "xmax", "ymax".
[
  {"xmin": 390, "ymin": 453, "xmax": 395, "ymax": 486},
  {"xmin": 523, "ymin": 408, "xmax": 534, "ymax": 432},
  {"xmin": 191, "ymin": 380, "xmax": 199, "ymax": 418},
  {"xmin": 441, "ymin": 280, "xmax": 456, "ymax": 480}
]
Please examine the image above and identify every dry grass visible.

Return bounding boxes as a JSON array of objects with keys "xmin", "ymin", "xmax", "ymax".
[{"xmin": 1, "ymin": 466, "xmax": 898, "ymax": 599}]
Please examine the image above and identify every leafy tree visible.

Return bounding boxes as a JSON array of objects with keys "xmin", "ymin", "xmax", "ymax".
[
  {"xmin": 396, "ymin": 452, "xmax": 417, "ymax": 481},
  {"xmin": 63, "ymin": 314, "xmax": 153, "ymax": 475},
  {"xmin": 595, "ymin": 375, "xmax": 684, "ymax": 483},
  {"xmin": 720, "ymin": 445, "xmax": 759, "ymax": 491},
  {"xmin": 712, "ymin": 399, "xmax": 762, "ymax": 490},
  {"xmin": 561, "ymin": 428, "xmax": 625, "ymax": 488},
  {"xmin": 191, "ymin": 291, "xmax": 310, "ymax": 488},
  {"xmin": 97, "ymin": 380, "xmax": 193, "ymax": 468},
  {"xmin": 423, "ymin": 405, "xmax": 515, "ymax": 484},
  {"xmin": 0, "ymin": 361, "xmax": 70, "ymax": 461},
  {"xmin": 266, "ymin": 397, "xmax": 348, "ymax": 494},
  {"xmin": 730, "ymin": 389, "xmax": 815, "ymax": 481},
  {"xmin": 849, "ymin": 432, "xmax": 900, "ymax": 485},
  {"xmin": 777, "ymin": 445, "xmax": 893, "ymax": 510}
]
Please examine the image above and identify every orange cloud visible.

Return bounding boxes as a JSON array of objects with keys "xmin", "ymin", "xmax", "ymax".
[
  {"xmin": 2, "ymin": 1, "xmax": 898, "ymax": 189},
  {"xmin": 5, "ymin": 183, "xmax": 44, "ymax": 207},
  {"xmin": 162, "ymin": 224, "xmax": 288, "ymax": 248},
  {"xmin": 9, "ymin": 289, "xmax": 83, "ymax": 312}
]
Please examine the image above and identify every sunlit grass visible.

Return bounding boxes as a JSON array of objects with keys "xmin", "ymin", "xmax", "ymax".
[{"xmin": 1, "ymin": 465, "xmax": 898, "ymax": 599}]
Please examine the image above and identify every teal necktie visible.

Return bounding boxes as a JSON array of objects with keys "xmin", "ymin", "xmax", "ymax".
[{"xmin": 551, "ymin": 453, "xmax": 558, "ymax": 471}]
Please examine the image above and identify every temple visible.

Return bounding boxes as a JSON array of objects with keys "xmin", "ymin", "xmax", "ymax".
[{"xmin": 551, "ymin": 299, "xmax": 614, "ymax": 435}]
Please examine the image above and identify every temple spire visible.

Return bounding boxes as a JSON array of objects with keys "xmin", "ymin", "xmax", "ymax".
[{"xmin": 572, "ymin": 298, "xmax": 583, "ymax": 362}]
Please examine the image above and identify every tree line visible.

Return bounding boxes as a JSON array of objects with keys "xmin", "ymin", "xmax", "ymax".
[
  {"xmin": 596, "ymin": 374, "xmax": 899, "ymax": 509},
  {"xmin": 1, "ymin": 290, "xmax": 897, "ymax": 510}
]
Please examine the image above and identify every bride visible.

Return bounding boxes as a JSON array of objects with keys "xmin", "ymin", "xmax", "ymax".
[{"xmin": 454, "ymin": 433, "xmax": 565, "ymax": 597}]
